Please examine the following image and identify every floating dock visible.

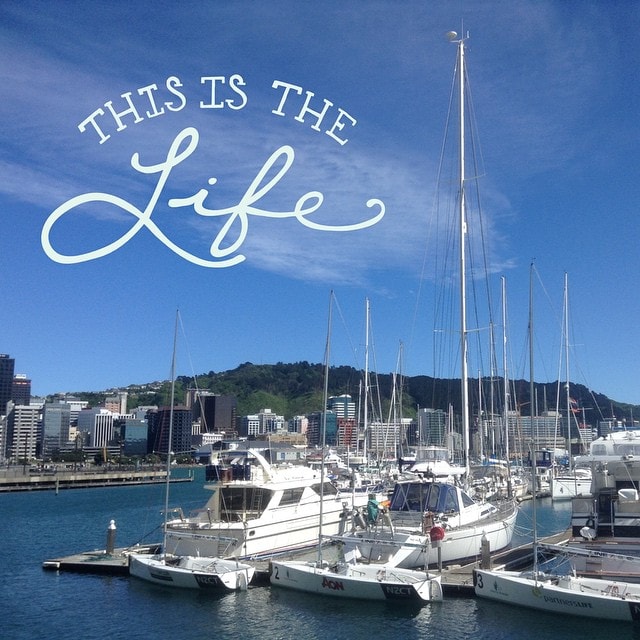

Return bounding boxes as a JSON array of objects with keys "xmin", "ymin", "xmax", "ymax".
[
  {"xmin": 43, "ymin": 529, "xmax": 572, "ymax": 594},
  {"xmin": 42, "ymin": 544, "xmax": 161, "ymax": 575}
]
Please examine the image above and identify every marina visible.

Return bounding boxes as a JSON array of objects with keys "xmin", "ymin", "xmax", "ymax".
[
  {"xmin": 3, "ymin": 3, "xmax": 639, "ymax": 638},
  {"xmin": 0, "ymin": 464, "xmax": 630, "ymax": 640}
]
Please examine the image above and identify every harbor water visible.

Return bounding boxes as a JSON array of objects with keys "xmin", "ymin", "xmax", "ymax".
[{"xmin": 3, "ymin": 467, "xmax": 639, "ymax": 640}]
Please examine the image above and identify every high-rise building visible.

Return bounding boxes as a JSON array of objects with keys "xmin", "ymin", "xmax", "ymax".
[
  {"xmin": 12, "ymin": 374, "xmax": 31, "ymax": 406},
  {"xmin": 417, "ymin": 408, "xmax": 447, "ymax": 446},
  {"xmin": 42, "ymin": 401, "xmax": 72, "ymax": 457},
  {"xmin": 77, "ymin": 407, "xmax": 118, "ymax": 448},
  {"xmin": 306, "ymin": 410, "xmax": 337, "ymax": 446},
  {"xmin": 148, "ymin": 406, "xmax": 192, "ymax": 456},
  {"xmin": 0, "ymin": 354, "xmax": 15, "ymax": 416},
  {"xmin": 105, "ymin": 391, "xmax": 128, "ymax": 414},
  {"xmin": 187, "ymin": 390, "xmax": 237, "ymax": 433},
  {"xmin": 328, "ymin": 394, "xmax": 356, "ymax": 419},
  {"xmin": 113, "ymin": 417, "xmax": 148, "ymax": 456},
  {"xmin": 6, "ymin": 401, "xmax": 43, "ymax": 462}
]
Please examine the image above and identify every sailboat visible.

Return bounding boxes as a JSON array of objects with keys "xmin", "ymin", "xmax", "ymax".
[
  {"xmin": 550, "ymin": 273, "xmax": 592, "ymax": 500},
  {"xmin": 128, "ymin": 311, "xmax": 255, "ymax": 591},
  {"xmin": 475, "ymin": 444, "xmax": 640, "ymax": 622},
  {"xmin": 337, "ymin": 31, "xmax": 517, "ymax": 570},
  {"xmin": 269, "ymin": 293, "xmax": 443, "ymax": 603}
]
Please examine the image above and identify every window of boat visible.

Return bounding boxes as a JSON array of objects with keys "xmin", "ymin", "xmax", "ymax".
[
  {"xmin": 390, "ymin": 483, "xmax": 431, "ymax": 511},
  {"xmin": 311, "ymin": 482, "xmax": 339, "ymax": 497},
  {"xmin": 441, "ymin": 486, "xmax": 460, "ymax": 512},
  {"xmin": 219, "ymin": 487, "xmax": 272, "ymax": 517},
  {"xmin": 460, "ymin": 491, "xmax": 475, "ymax": 508},
  {"xmin": 591, "ymin": 444, "xmax": 607, "ymax": 455},
  {"xmin": 279, "ymin": 487, "xmax": 305, "ymax": 506},
  {"xmin": 426, "ymin": 484, "xmax": 440, "ymax": 511}
]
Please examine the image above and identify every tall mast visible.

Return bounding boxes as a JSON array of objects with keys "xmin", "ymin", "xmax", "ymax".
[
  {"xmin": 449, "ymin": 31, "xmax": 470, "ymax": 477},
  {"xmin": 502, "ymin": 277, "xmax": 512, "ymax": 495},
  {"xmin": 317, "ymin": 290, "xmax": 332, "ymax": 565},
  {"xmin": 162, "ymin": 309, "xmax": 179, "ymax": 558},
  {"xmin": 363, "ymin": 297, "xmax": 370, "ymax": 461},
  {"xmin": 563, "ymin": 272, "xmax": 573, "ymax": 467}
]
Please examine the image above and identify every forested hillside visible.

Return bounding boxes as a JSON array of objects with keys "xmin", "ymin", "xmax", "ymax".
[{"xmin": 68, "ymin": 361, "xmax": 638, "ymax": 425}]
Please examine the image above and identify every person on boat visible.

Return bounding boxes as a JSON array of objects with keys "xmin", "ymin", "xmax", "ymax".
[{"xmin": 367, "ymin": 493, "xmax": 380, "ymax": 525}]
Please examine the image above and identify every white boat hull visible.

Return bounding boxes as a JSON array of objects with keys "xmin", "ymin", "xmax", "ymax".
[
  {"xmin": 550, "ymin": 475, "xmax": 592, "ymax": 501},
  {"xmin": 270, "ymin": 559, "xmax": 443, "ymax": 602},
  {"xmin": 345, "ymin": 510, "xmax": 517, "ymax": 569},
  {"xmin": 474, "ymin": 568, "xmax": 640, "ymax": 622},
  {"xmin": 129, "ymin": 553, "xmax": 254, "ymax": 591},
  {"xmin": 165, "ymin": 498, "xmax": 355, "ymax": 560}
]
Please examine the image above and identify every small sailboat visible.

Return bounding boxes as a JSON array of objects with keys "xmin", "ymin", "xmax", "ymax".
[
  {"xmin": 474, "ymin": 543, "xmax": 640, "ymax": 622},
  {"xmin": 270, "ymin": 548, "xmax": 443, "ymax": 602},
  {"xmin": 269, "ymin": 293, "xmax": 443, "ymax": 603},
  {"xmin": 129, "ymin": 311, "xmax": 255, "ymax": 591},
  {"xmin": 550, "ymin": 274, "xmax": 592, "ymax": 500},
  {"xmin": 129, "ymin": 553, "xmax": 255, "ymax": 591},
  {"xmin": 475, "ymin": 316, "xmax": 640, "ymax": 622}
]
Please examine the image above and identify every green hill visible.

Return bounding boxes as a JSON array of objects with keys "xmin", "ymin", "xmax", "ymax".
[{"xmin": 69, "ymin": 361, "xmax": 638, "ymax": 426}]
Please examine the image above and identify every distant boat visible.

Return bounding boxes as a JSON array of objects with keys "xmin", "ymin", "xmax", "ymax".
[
  {"xmin": 129, "ymin": 311, "xmax": 254, "ymax": 592},
  {"xmin": 550, "ymin": 274, "xmax": 592, "ymax": 502},
  {"xmin": 549, "ymin": 465, "xmax": 592, "ymax": 501},
  {"xmin": 408, "ymin": 445, "xmax": 466, "ymax": 480}
]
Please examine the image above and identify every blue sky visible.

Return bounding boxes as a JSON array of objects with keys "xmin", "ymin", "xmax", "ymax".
[{"xmin": 1, "ymin": 1, "xmax": 639, "ymax": 407}]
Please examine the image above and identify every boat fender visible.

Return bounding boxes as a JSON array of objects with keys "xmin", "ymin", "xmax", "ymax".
[
  {"xmin": 430, "ymin": 525, "xmax": 446, "ymax": 543},
  {"xmin": 585, "ymin": 517, "xmax": 595, "ymax": 529},
  {"xmin": 353, "ymin": 508, "xmax": 367, "ymax": 530}
]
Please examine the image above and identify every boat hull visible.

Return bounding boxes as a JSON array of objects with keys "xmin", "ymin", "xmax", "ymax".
[
  {"xmin": 474, "ymin": 568, "xmax": 640, "ymax": 622},
  {"xmin": 270, "ymin": 560, "xmax": 443, "ymax": 602},
  {"xmin": 550, "ymin": 476, "xmax": 591, "ymax": 501},
  {"xmin": 165, "ymin": 498, "xmax": 355, "ymax": 560},
  {"xmin": 345, "ymin": 505, "xmax": 518, "ymax": 569},
  {"xmin": 129, "ymin": 553, "xmax": 254, "ymax": 590}
]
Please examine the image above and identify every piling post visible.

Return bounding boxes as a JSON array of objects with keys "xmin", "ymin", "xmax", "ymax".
[
  {"xmin": 480, "ymin": 532, "xmax": 491, "ymax": 569},
  {"xmin": 106, "ymin": 519, "xmax": 116, "ymax": 555}
]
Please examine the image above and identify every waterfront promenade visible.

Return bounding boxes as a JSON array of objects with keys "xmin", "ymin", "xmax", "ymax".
[{"xmin": 0, "ymin": 464, "xmax": 191, "ymax": 492}]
